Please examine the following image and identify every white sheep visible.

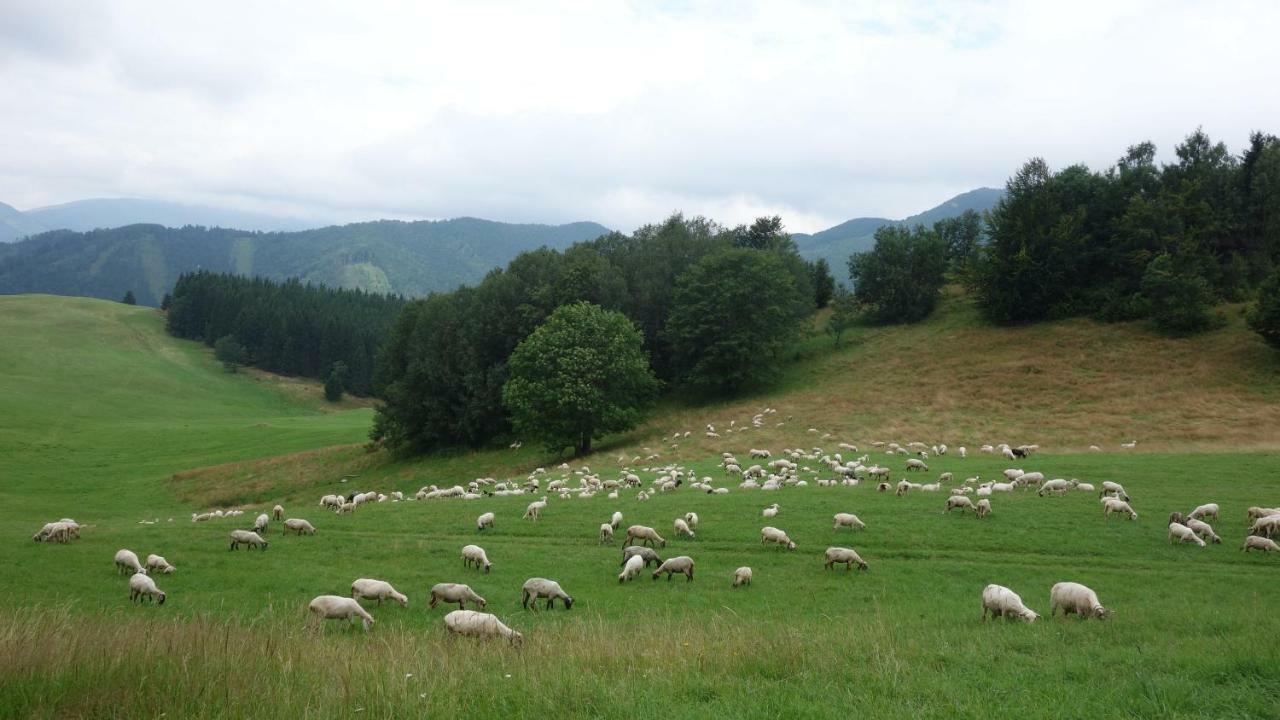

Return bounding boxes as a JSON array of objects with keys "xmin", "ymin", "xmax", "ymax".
[
  {"xmin": 1049, "ymin": 582, "xmax": 1109, "ymax": 619},
  {"xmin": 945, "ymin": 496, "xmax": 976, "ymax": 514},
  {"xmin": 114, "ymin": 549, "xmax": 146, "ymax": 575},
  {"xmin": 832, "ymin": 513, "xmax": 865, "ymax": 531},
  {"xmin": 624, "ymin": 525, "xmax": 666, "ymax": 548},
  {"xmin": 1241, "ymin": 535, "xmax": 1279, "ymax": 552},
  {"xmin": 684, "ymin": 512, "xmax": 699, "ymax": 529},
  {"xmin": 1168, "ymin": 522, "xmax": 1206, "ymax": 547},
  {"xmin": 351, "ymin": 578, "xmax": 408, "ymax": 607},
  {"xmin": 443, "ymin": 610, "xmax": 522, "ymax": 645},
  {"xmin": 272, "ymin": 504, "xmax": 284, "ymax": 521},
  {"xmin": 476, "ymin": 511, "xmax": 495, "ymax": 531},
  {"xmin": 652, "ymin": 555, "xmax": 695, "ymax": 582},
  {"xmin": 905, "ymin": 459, "xmax": 928, "ymax": 472},
  {"xmin": 732, "ymin": 566, "xmax": 752, "ymax": 587},
  {"xmin": 621, "ymin": 545, "xmax": 662, "ymax": 568},
  {"xmin": 128, "ymin": 572, "xmax": 166, "ymax": 605},
  {"xmin": 981, "ymin": 584, "xmax": 1037, "ymax": 622},
  {"xmin": 252, "ymin": 513, "xmax": 269, "ymax": 534},
  {"xmin": 522, "ymin": 497, "xmax": 548, "ymax": 521},
  {"xmin": 1188, "ymin": 503, "xmax": 1219, "ymax": 521},
  {"xmin": 1102, "ymin": 498, "xmax": 1138, "ymax": 521},
  {"xmin": 1038, "ymin": 479, "xmax": 1072, "ymax": 496},
  {"xmin": 1100, "ymin": 481, "xmax": 1129, "ymax": 500},
  {"xmin": 145, "ymin": 553, "xmax": 176, "ymax": 574},
  {"xmin": 429, "ymin": 583, "xmax": 486, "ymax": 610},
  {"xmin": 461, "ymin": 544, "xmax": 492, "ymax": 573},
  {"xmin": 760, "ymin": 526, "xmax": 796, "ymax": 550},
  {"xmin": 673, "ymin": 518, "xmax": 695, "ymax": 539},
  {"xmin": 308, "ymin": 595, "xmax": 375, "ymax": 632},
  {"xmin": 1185, "ymin": 518, "xmax": 1221, "ymax": 544},
  {"xmin": 823, "ymin": 546, "xmax": 868, "ymax": 571},
  {"xmin": 610, "ymin": 511, "xmax": 623, "ymax": 529},
  {"xmin": 618, "ymin": 553, "xmax": 645, "ymax": 583},
  {"xmin": 976, "ymin": 499, "xmax": 992, "ymax": 518},
  {"xmin": 521, "ymin": 577, "xmax": 574, "ymax": 609},
  {"xmin": 229, "ymin": 529, "xmax": 269, "ymax": 550},
  {"xmin": 283, "ymin": 518, "xmax": 316, "ymax": 535}
]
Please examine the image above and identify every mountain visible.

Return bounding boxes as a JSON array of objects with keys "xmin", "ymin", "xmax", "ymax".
[
  {"xmin": 0, "ymin": 198, "xmax": 325, "ymax": 243},
  {"xmin": 0, "ymin": 218, "xmax": 612, "ymax": 306},
  {"xmin": 794, "ymin": 187, "xmax": 1004, "ymax": 275},
  {"xmin": 0, "ymin": 201, "xmax": 50, "ymax": 244}
]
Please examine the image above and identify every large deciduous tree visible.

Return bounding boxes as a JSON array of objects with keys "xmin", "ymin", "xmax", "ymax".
[{"xmin": 848, "ymin": 224, "xmax": 948, "ymax": 324}]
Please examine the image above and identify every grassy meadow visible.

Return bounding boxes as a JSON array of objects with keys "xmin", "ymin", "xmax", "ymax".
[{"xmin": 2, "ymin": 294, "xmax": 1279, "ymax": 719}]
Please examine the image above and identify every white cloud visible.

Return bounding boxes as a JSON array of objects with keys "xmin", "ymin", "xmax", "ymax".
[{"xmin": 1, "ymin": 0, "xmax": 1277, "ymax": 233}]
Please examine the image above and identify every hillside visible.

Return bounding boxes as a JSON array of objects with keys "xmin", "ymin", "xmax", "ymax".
[
  {"xmin": 0, "ymin": 198, "xmax": 325, "ymax": 242},
  {"xmin": 0, "ymin": 218, "xmax": 612, "ymax": 305}
]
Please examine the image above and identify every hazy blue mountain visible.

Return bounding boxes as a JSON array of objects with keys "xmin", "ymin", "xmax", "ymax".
[
  {"xmin": 0, "ymin": 201, "xmax": 50, "ymax": 243},
  {"xmin": 21, "ymin": 198, "xmax": 321, "ymax": 235}
]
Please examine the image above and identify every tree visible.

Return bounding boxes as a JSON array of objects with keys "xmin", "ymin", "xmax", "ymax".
[
  {"xmin": 934, "ymin": 209, "xmax": 983, "ymax": 272},
  {"xmin": 214, "ymin": 334, "xmax": 247, "ymax": 373},
  {"xmin": 1140, "ymin": 252, "xmax": 1219, "ymax": 335},
  {"xmin": 502, "ymin": 302, "xmax": 657, "ymax": 456},
  {"xmin": 809, "ymin": 258, "xmax": 836, "ymax": 308},
  {"xmin": 1247, "ymin": 268, "xmax": 1280, "ymax": 349},
  {"xmin": 324, "ymin": 361, "xmax": 349, "ymax": 402},
  {"xmin": 848, "ymin": 224, "xmax": 948, "ymax": 324},
  {"xmin": 665, "ymin": 248, "xmax": 811, "ymax": 393},
  {"xmin": 122, "ymin": 290, "xmax": 136, "ymax": 305},
  {"xmin": 160, "ymin": 292, "xmax": 172, "ymax": 311},
  {"xmin": 825, "ymin": 290, "xmax": 860, "ymax": 346}
]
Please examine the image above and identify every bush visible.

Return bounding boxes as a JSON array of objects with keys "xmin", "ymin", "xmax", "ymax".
[
  {"xmin": 1247, "ymin": 269, "xmax": 1280, "ymax": 349},
  {"xmin": 1140, "ymin": 253, "xmax": 1221, "ymax": 335},
  {"xmin": 214, "ymin": 335, "xmax": 247, "ymax": 373},
  {"xmin": 324, "ymin": 361, "xmax": 349, "ymax": 402}
]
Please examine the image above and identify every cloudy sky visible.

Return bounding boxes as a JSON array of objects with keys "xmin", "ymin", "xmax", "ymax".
[{"xmin": 1, "ymin": 1, "xmax": 1276, "ymax": 234}]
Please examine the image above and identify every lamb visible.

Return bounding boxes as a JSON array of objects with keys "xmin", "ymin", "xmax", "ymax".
[
  {"xmin": 128, "ymin": 572, "xmax": 166, "ymax": 605},
  {"xmin": 253, "ymin": 513, "xmax": 269, "ymax": 534},
  {"xmin": 272, "ymin": 504, "xmax": 284, "ymax": 521},
  {"xmin": 823, "ymin": 546, "xmax": 868, "ymax": 571},
  {"xmin": 521, "ymin": 577, "xmax": 574, "ymax": 609},
  {"xmin": 319, "ymin": 494, "xmax": 343, "ymax": 509},
  {"xmin": 428, "ymin": 583, "xmax": 486, "ymax": 610},
  {"xmin": 732, "ymin": 566, "xmax": 752, "ymax": 587},
  {"xmin": 1188, "ymin": 503, "xmax": 1219, "ymax": 521},
  {"xmin": 308, "ymin": 595, "xmax": 375, "ymax": 632},
  {"xmin": 1102, "ymin": 498, "xmax": 1138, "ymax": 521},
  {"xmin": 351, "ymin": 578, "xmax": 409, "ymax": 607},
  {"xmin": 34, "ymin": 521, "xmax": 74, "ymax": 543},
  {"xmin": 443, "ymin": 610, "xmax": 522, "ymax": 645},
  {"xmin": 652, "ymin": 555, "xmax": 695, "ymax": 582},
  {"xmin": 1185, "ymin": 518, "xmax": 1222, "ymax": 544},
  {"xmin": 1241, "ymin": 535, "xmax": 1280, "ymax": 552},
  {"xmin": 1075, "ymin": 482, "xmax": 1096, "ymax": 492},
  {"xmin": 624, "ymin": 525, "xmax": 666, "ymax": 548},
  {"xmin": 461, "ymin": 544, "xmax": 492, "ymax": 573},
  {"xmin": 1168, "ymin": 522, "xmax": 1206, "ymax": 547},
  {"xmin": 618, "ymin": 553, "xmax": 645, "ymax": 583},
  {"xmin": 905, "ymin": 459, "xmax": 928, "ymax": 472},
  {"xmin": 673, "ymin": 518, "xmax": 696, "ymax": 539},
  {"xmin": 599, "ymin": 523, "xmax": 615, "ymax": 544},
  {"xmin": 621, "ymin": 545, "xmax": 662, "ymax": 568},
  {"xmin": 476, "ymin": 511, "xmax": 495, "ymax": 531},
  {"xmin": 337, "ymin": 502, "xmax": 357, "ymax": 514},
  {"xmin": 1050, "ymin": 582, "xmax": 1108, "ymax": 619},
  {"xmin": 981, "ymin": 584, "xmax": 1037, "ymax": 622},
  {"xmin": 611, "ymin": 511, "xmax": 624, "ymax": 529},
  {"xmin": 975, "ymin": 499, "xmax": 992, "ymax": 518},
  {"xmin": 833, "ymin": 513, "xmax": 865, "ymax": 531},
  {"xmin": 114, "ymin": 549, "xmax": 146, "ymax": 575},
  {"xmin": 283, "ymin": 518, "xmax": 316, "ymax": 535},
  {"xmin": 1038, "ymin": 479, "xmax": 1072, "ymax": 496},
  {"xmin": 945, "ymin": 496, "xmax": 976, "ymax": 514},
  {"xmin": 145, "ymin": 554, "xmax": 176, "ymax": 574},
  {"xmin": 684, "ymin": 512, "xmax": 699, "ymax": 529},
  {"xmin": 763, "ymin": 503, "xmax": 779, "ymax": 518},
  {"xmin": 1099, "ymin": 481, "xmax": 1129, "ymax": 501},
  {"xmin": 522, "ymin": 497, "xmax": 548, "ymax": 521},
  {"xmin": 229, "ymin": 530, "xmax": 269, "ymax": 550},
  {"xmin": 760, "ymin": 526, "xmax": 796, "ymax": 550}
]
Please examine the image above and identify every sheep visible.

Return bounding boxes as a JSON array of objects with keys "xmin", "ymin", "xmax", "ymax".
[
  {"xmin": 1188, "ymin": 503, "xmax": 1219, "ymax": 521},
  {"xmin": 522, "ymin": 497, "xmax": 548, "ymax": 521},
  {"xmin": 1075, "ymin": 482, "xmax": 1096, "ymax": 492},
  {"xmin": 760, "ymin": 526, "xmax": 796, "ymax": 550},
  {"xmin": 1241, "ymin": 535, "xmax": 1280, "ymax": 552},
  {"xmin": 1168, "ymin": 522, "xmax": 1206, "ymax": 547},
  {"xmin": 477, "ymin": 512, "xmax": 495, "ymax": 532},
  {"xmin": 975, "ymin": 499, "xmax": 992, "ymax": 518},
  {"xmin": 337, "ymin": 501, "xmax": 357, "ymax": 514},
  {"xmin": 958, "ymin": 446, "xmax": 967, "ymax": 459},
  {"xmin": 1246, "ymin": 507, "xmax": 1280, "ymax": 522},
  {"xmin": 624, "ymin": 525, "xmax": 666, "ymax": 548},
  {"xmin": 732, "ymin": 566, "xmax": 752, "ymax": 587},
  {"xmin": 905, "ymin": 459, "xmax": 928, "ymax": 472},
  {"xmin": 1038, "ymin": 479, "xmax": 1072, "ymax": 496},
  {"xmin": 145, "ymin": 554, "xmax": 176, "ymax": 574},
  {"xmin": 621, "ymin": 545, "xmax": 662, "ymax": 568},
  {"xmin": 443, "ymin": 610, "xmax": 522, "ymax": 645},
  {"xmin": 283, "ymin": 518, "xmax": 316, "ymax": 535},
  {"xmin": 272, "ymin": 504, "xmax": 284, "ymax": 521},
  {"xmin": 351, "ymin": 578, "xmax": 409, "ymax": 607},
  {"xmin": 114, "ymin": 549, "xmax": 146, "ymax": 575},
  {"xmin": 1099, "ymin": 481, "xmax": 1129, "ymax": 501},
  {"xmin": 1168, "ymin": 511, "xmax": 1186, "ymax": 526},
  {"xmin": 229, "ymin": 530, "xmax": 269, "ymax": 550},
  {"xmin": 1050, "ymin": 582, "xmax": 1108, "ymax": 619},
  {"xmin": 461, "ymin": 544, "xmax": 492, "ymax": 573},
  {"xmin": 1102, "ymin": 498, "xmax": 1138, "ymax": 521},
  {"xmin": 308, "ymin": 595, "xmax": 375, "ymax": 632},
  {"xmin": 319, "ymin": 494, "xmax": 343, "ymax": 508},
  {"xmin": 128, "ymin": 572, "xmax": 166, "ymax": 605},
  {"xmin": 750, "ymin": 449, "xmax": 771, "ymax": 459},
  {"xmin": 619, "ymin": 553, "xmax": 645, "ymax": 583},
  {"xmin": 1249, "ymin": 515, "xmax": 1280, "ymax": 538},
  {"xmin": 833, "ymin": 513, "xmax": 865, "ymax": 531},
  {"xmin": 252, "ymin": 513, "xmax": 269, "ymax": 534},
  {"xmin": 597, "ymin": 523, "xmax": 616, "ymax": 544},
  {"xmin": 428, "ymin": 583, "xmax": 487, "ymax": 610},
  {"xmin": 521, "ymin": 578, "xmax": 574, "ymax": 609},
  {"xmin": 762, "ymin": 503, "xmax": 779, "ymax": 518},
  {"xmin": 673, "ymin": 518, "xmax": 696, "ymax": 539},
  {"xmin": 945, "ymin": 496, "xmax": 976, "ymax": 514},
  {"xmin": 34, "ymin": 522, "xmax": 74, "ymax": 544},
  {"xmin": 981, "ymin": 584, "xmax": 1037, "ymax": 622},
  {"xmin": 684, "ymin": 512, "xmax": 699, "ymax": 529},
  {"xmin": 1185, "ymin": 518, "xmax": 1222, "ymax": 544},
  {"xmin": 652, "ymin": 556, "xmax": 695, "ymax": 582},
  {"xmin": 823, "ymin": 546, "xmax": 868, "ymax": 571},
  {"xmin": 610, "ymin": 511, "xmax": 624, "ymax": 529}
]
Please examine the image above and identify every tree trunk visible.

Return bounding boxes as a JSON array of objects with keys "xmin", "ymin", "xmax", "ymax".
[{"xmin": 576, "ymin": 433, "xmax": 592, "ymax": 457}]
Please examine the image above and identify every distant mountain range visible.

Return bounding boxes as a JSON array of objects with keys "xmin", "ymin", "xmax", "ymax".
[{"xmin": 0, "ymin": 198, "xmax": 325, "ymax": 243}]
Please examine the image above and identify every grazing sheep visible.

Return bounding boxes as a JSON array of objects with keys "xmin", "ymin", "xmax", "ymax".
[
  {"xmin": 443, "ymin": 610, "xmax": 522, "ymax": 645},
  {"xmin": 621, "ymin": 545, "xmax": 662, "ymax": 568},
  {"xmin": 521, "ymin": 578, "xmax": 574, "ymax": 609},
  {"xmin": 905, "ymin": 459, "xmax": 928, "ymax": 472},
  {"xmin": 1246, "ymin": 507, "xmax": 1280, "ymax": 522},
  {"xmin": 229, "ymin": 530, "xmax": 269, "ymax": 550},
  {"xmin": 272, "ymin": 504, "xmax": 284, "ymax": 521},
  {"xmin": 1188, "ymin": 503, "xmax": 1219, "ymax": 521},
  {"xmin": 833, "ymin": 513, "xmax": 865, "ymax": 531},
  {"xmin": 461, "ymin": 544, "xmax": 492, "ymax": 573},
  {"xmin": 1038, "ymin": 479, "xmax": 1072, "ymax": 496},
  {"xmin": 1168, "ymin": 511, "xmax": 1186, "ymax": 526},
  {"xmin": 337, "ymin": 501, "xmax": 357, "ymax": 514},
  {"xmin": 1100, "ymin": 481, "xmax": 1129, "ymax": 501},
  {"xmin": 1185, "ymin": 518, "xmax": 1221, "ymax": 544},
  {"xmin": 624, "ymin": 525, "xmax": 666, "ymax": 548},
  {"xmin": 1168, "ymin": 522, "xmax": 1206, "ymax": 547},
  {"xmin": 750, "ymin": 449, "xmax": 771, "ymax": 459},
  {"xmin": 253, "ymin": 513, "xmax": 269, "ymax": 534},
  {"xmin": 763, "ymin": 503, "xmax": 779, "ymax": 518},
  {"xmin": 1249, "ymin": 515, "xmax": 1280, "ymax": 538},
  {"xmin": 523, "ymin": 497, "xmax": 548, "ymax": 521},
  {"xmin": 652, "ymin": 556, "xmax": 695, "ymax": 582},
  {"xmin": 1241, "ymin": 535, "xmax": 1280, "ymax": 553},
  {"xmin": 476, "ymin": 512, "xmax": 495, "ymax": 531},
  {"xmin": 611, "ymin": 511, "xmax": 624, "ymax": 529},
  {"xmin": 945, "ymin": 496, "xmax": 976, "ymax": 514},
  {"xmin": 428, "ymin": 583, "xmax": 486, "ymax": 610},
  {"xmin": 351, "ymin": 578, "xmax": 409, "ymax": 607},
  {"xmin": 114, "ymin": 549, "xmax": 146, "ymax": 575},
  {"xmin": 319, "ymin": 494, "xmax": 343, "ymax": 509},
  {"xmin": 618, "ymin": 554, "xmax": 645, "ymax": 583},
  {"xmin": 283, "ymin": 518, "xmax": 316, "ymax": 535},
  {"xmin": 760, "ymin": 526, "xmax": 796, "ymax": 550},
  {"xmin": 1049, "ymin": 582, "xmax": 1109, "ymax": 619},
  {"xmin": 823, "ymin": 546, "xmax": 868, "ymax": 571},
  {"xmin": 684, "ymin": 512, "xmax": 699, "ymax": 529},
  {"xmin": 1102, "ymin": 498, "xmax": 1138, "ymax": 521},
  {"xmin": 599, "ymin": 523, "xmax": 615, "ymax": 544},
  {"xmin": 145, "ymin": 554, "xmax": 176, "ymax": 574},
  {"xmin": 732, "ymin": 566, "xmax": 752, "ymax": 587},
  {"xmin": 673, "ymin": 518, "xmax": 696, "ymax": 539},
  {"xmin": 976, "ymin": 499, "xmax": 992, "ymax": 518},
  {"xmin": 33, "ymin": 522, "xmax": 71, "ymax": 543},
  {"xmin": 308, "ymin": 595, "xmax": 375, "ymax": 632},
  {"xmin": 981, "ymin": 584, "xmax": 1037, "ymax": 622},
  {"xmin": 128, "ymin": 572, "xmax": 166, "ymax": 605}
]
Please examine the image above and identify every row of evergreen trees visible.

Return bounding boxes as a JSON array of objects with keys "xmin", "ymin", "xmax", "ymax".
[{"xmin": 165, "ymin": 271, "xmax": 405, "ymax": 396}]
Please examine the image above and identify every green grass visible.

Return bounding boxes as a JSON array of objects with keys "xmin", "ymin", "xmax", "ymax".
[{"xmin": 2, "ymin": 294, "xmax": 1280, "ymax": 719}]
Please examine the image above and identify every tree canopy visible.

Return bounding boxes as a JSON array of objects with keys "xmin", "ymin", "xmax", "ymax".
[{"xmin": 848, "ymin": 224, "xmax": 948, "ymax": 324}]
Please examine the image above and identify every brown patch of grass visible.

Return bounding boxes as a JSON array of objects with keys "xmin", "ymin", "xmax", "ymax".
[{"xmin": 239, "ymin": 365, "xmax": 378, "ymax": 412}]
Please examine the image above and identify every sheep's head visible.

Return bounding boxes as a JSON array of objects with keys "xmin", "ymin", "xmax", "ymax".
[
  {"xmin": 563, "ymin": 596, "xmax": 574, "ymax": 610},
  {"xmin": 509, "ymin": 631, "xmax": 524, "ymax": 647},
  {"xmin": 483, "ymin": 562, "xmax": 491, "ymax": 574},
  {"xmin": 787, "ymin": 541, "xmax": 797, "ymax": 551},
  {"xmin": 857, "ymin": 561, "xmax": 868, "ymax": 571},
  {"xmin": 157, "ymin": 592, "xmax": 166, "ymax": 606}
]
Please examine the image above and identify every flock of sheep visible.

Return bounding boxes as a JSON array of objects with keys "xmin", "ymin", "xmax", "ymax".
[{"xmin": 31, "ymin": 419, "xmax": 1280, "ymax": 643}]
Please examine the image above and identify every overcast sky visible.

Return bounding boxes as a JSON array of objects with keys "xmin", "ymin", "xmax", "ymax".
[{"xmin": 1, "ymin": 1, "xmax": 1277, "ymax": 233}]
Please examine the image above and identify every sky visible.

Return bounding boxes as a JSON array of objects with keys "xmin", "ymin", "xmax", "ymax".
[{"xmin": 1, "ymin": 0, "xmax": 1277, "ymax": 234}]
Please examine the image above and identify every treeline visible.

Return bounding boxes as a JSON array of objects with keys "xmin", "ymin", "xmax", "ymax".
[
  {"xmin": 165, "ymin": 272, "xmax": 405, "ymax": 395},
  {"xmin": 373, "ymin": 215, "xmax": 831, "ymax": 451}
]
